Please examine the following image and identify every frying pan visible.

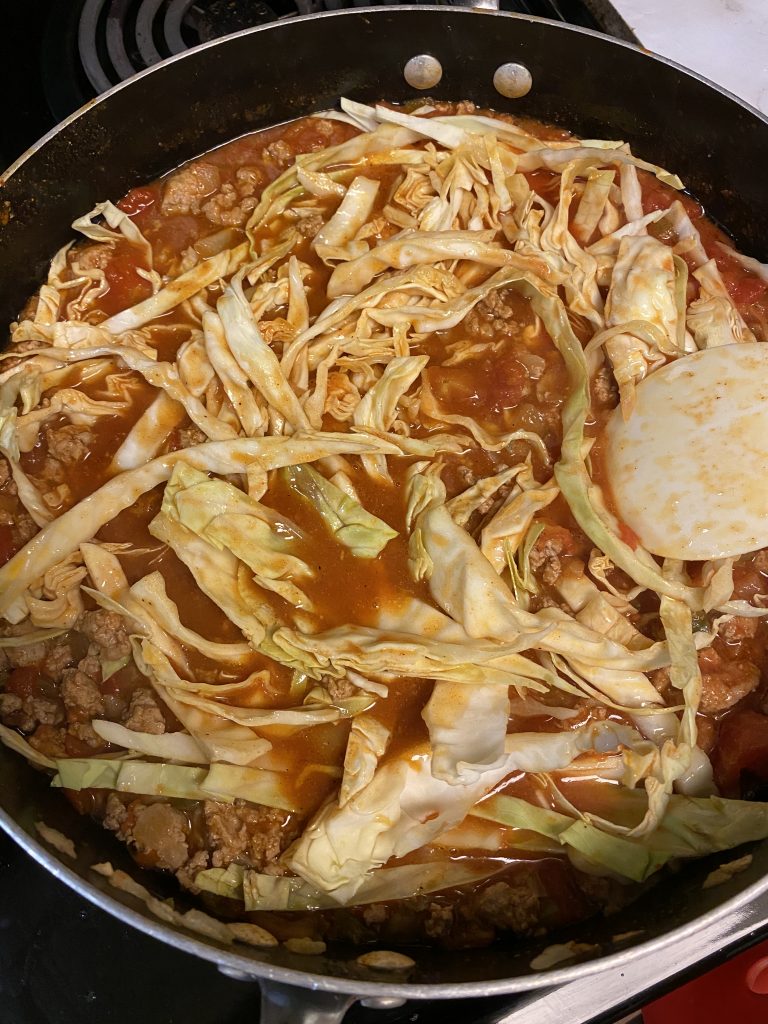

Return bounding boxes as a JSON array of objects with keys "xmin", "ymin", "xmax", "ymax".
[{"xmin": 2, "ymin": 8, "xmax": 768, "ymax": 1022}]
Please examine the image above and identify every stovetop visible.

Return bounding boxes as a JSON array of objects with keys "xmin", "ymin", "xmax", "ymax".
[
  {"xmin": 0, "ymin": 0, "xmax": 632, "ymax": 167},
  {"xmin": 4, "ymin": 823, "xmax": 768, "ymax": 1024},
  {"xmin": 1, "ymin": 2, "xmax": 767, "ymax": 1022}
]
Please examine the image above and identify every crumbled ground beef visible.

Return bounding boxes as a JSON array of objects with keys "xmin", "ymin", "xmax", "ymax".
[
  {"xmin": 6, "ymin": 641, "xmax": 48, "ymax": 668},
  {"xmin": 77, "ymin": 610, "xmax": 130, "ymax": 662},
  {"xmin": 45, "ymin": 424, "xmax": 93, "ymax": 464},
  {"xmin": 161, "ymin": 162, "xmax": 221, "ymax": 216},
  {"xmin": 697, "ymin": 648, "xmax": 760, "ymax": 713},
  {"xmin": 201, "ymin": 184, "xmax": 257, "ymax": 228},
  {"xmin": 263, "ymin": 139, "xmax": 293, "ymax": 170},
  {"xmin": 170, "ymin": 424, "xmax": 207, "ymax": 450},
  {"xmin": 529, "ymin": 524, "xmax": 581, "ymax": 587},
  {"xmin": 61, "ymin": 665, "xmax": 105, "ymax": 722},
  {"xmin": 70, "ymin": 242, "xmax": 114, "ymax": 272},
  {"xmin": 592, "ymin": 364, "xmax": 619, "ymax": 407},
  {"xmin": 466, "ymin": 289, "xmax": 523, "ymax": 340},
  {"xmin": 653, "ymin": 646, "xmax": 760, "ymax": 714},
  {"xmin": 719, "ymin": 615, "xmax": 759, "ymax": 643},
  {"xmin": 326, "ymin": 677, "xmax": 357, "ymax": 701},
  {"xmin": 292, "ymin": 210, "xmax": 324, "ymax": 238},
  {"xmin": 176, "ymin": 850, "xmax": 211, "ymax": 891},
  {"xmin": 203, "ymin": 800, "xmax": 295, "ymax": 870},
  {"xmin": 123, "ymin": 688, "xmax": 166, "ymax": 735},
  {"xmin": 424, "ymin": 901, "xmax": 454, "ymax": 940},
  {"xmin": 43, "ymin": 642, "xmax": 76, "ymax": 682},
  {"xmin": 12, "ymin": 510, "xmax": 38, "ymax": 550},
  {"xmin": 467, "ymin": 880, "xmax": 541, "ymax": 933},
  {"xmin": 0, "ymin": 691, "xmax": 64, "ymax": 733}
]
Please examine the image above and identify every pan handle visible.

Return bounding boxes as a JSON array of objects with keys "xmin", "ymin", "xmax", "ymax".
[{"xmin": 259, "ymin": 979, "xmax": 357, "ymax": 1024}]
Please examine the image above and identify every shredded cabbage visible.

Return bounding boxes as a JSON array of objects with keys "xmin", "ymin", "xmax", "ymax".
[{"xmin": 2, "ymin": 97, "xmax": 766, "ymax": 936}]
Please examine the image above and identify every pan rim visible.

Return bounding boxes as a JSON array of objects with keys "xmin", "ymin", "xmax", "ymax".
[{"xmin": 2, "ymin": 4, "xmax": 768, "ymax": 998}]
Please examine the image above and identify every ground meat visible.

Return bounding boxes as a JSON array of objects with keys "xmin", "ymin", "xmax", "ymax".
[
  {"xmin": 78, "ymin": 651, "xmax": 103, "ymax": 681},
  {"xmin": 529, "ymin": 525, "xmax": 580, "ymax": 587},
  {"xmin": 575, "ymin": 872, "xmax": 634, "ymax": 915},
  {"xmin": 425, "ymin": 901, "xmax": 454, "ymax": 940},
  {"xmin": 0, "ymin": 339, "xmax": 45, "ymax": 374},
  {"xmin": 325, "ymin": 677, "xmax": 357, "ymax": 701},
  {"xmin": 465, "ymin": 289, "xmax": 522, "ymax": 339},
  {"xmin": 719, "ymin": 615, "xmax": 759, "ymax": 643},
  {"xmin": 103, "ymin": 792, "xmax": 128, "ymax": 833},
  {"xmin": 43, "ymin": 642, "xmax": 76, "ymax": 682},
  {"xmin": 0, "ymin": 691, "xmax": 64, "ymax": 733},
  {"xmin": 170, "ymin": 424, "xmax": 207, "ymax": 450},
  {"xmin": 161, "ymin": 162, "xmax": 221, "ymax": 216},
  {"xmin": 201, "ymin": 184, "xmax": 256, "ymax": 227},
  {"xmin": 45, "ymin": 424, "xmax": 93, "ymax": 464},
  {"xmin": 38, "ymin": 455, "xmax": 66, "ymax": 486},
  {"xmin": 6, "ymin": 641, "xmax": 47, "ymax": 668},
  {"xmin": 361, "ymin": 903, "xmax": 389, "ymax": 926},
  {"xmin": 67, "ymin": 722, "xmax": 106, "ymax": 749},
  {"xmin": 467, "ymin": 880, "xmax": 541, "ymax": 934},
  {"xmin": 61, "ymin": 667, "xmax": 105, "ymax": 722},
  {"xmin": 698, "ymin": 648, "xmax": 760, "ymax": 713},
  {"xmin": 105, "ymin": 795, "xmax": 190, "ymax": 872},
  {"xmin": 0, "ymin": 457, "xmax": 10, "ymax": 488},
  {"xmin": 176, "ymin": 850, "xmax": 210, "ymax": 891},
  {"xmin": 123, "ymin": 688, "xmax": 166, "ymax": 735},
  {"xmin": 203, "ymin": 800, "xmax": 294, "ymax": 870},
  {"xmin": 263, "ymin": 139, "xmax": 293, "ymax": 170},
  {"xmin": 296, "ymin": 211, "xmax": 324, "ymax": 239},
  {"xmin": 592, "ymin": 365, "xmax": 618, "ymax": 407},
  {"xmin": 12, "ymin": 511, "xmax": 38, "ymax": 550},
  {"xmin": 234, "ymin": 166, "xmax": 265, "ymax": 197},
  {"xmin": 77, "ymin": 610, "xmax": 130, "ymax": 662},
  {"xmin": 70, "ymin": 243, "xmax": 113, "ymax": 272},
  {"xmin": 0, "ymin": 648, "xmax": 8, "ymax": 674},
  {"xmin": 29, "ymin": 724, "xmax": 68, "ymax": 758}
]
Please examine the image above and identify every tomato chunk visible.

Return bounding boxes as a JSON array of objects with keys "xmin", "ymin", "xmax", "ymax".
[
  {"xmin": 117, "ymin": 185, "xmax": 157, "ymax": 217},
  {"xmin": 6, "ymin": 666, "xmax": 48, "ymax": 698},
  {"xmin": 100, "ymin": 248, "xmax": 153, "ymax": 315}
]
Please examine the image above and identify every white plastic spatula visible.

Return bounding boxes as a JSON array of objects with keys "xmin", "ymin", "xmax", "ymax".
[{"xmin": 602, "ymin": 343, "xmax": 768, "ymax": 561}]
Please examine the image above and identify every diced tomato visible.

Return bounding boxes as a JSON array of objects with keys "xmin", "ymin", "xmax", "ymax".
[
  {"xmin": 6, "ymin": 666, "xmax": 47, "ymax": 698},
  {"xmin": 724, "ymin": 270, "xmax": 768, "ymax": 307},
  {"xmin": 100, "ymin": 249, "xmax": 153, "ymax": 315},
  {"xmin": 711, "ymin": 709, "xmax": 768, "ymax": 797},
  {"xmin": 117, "ymin": 185, "xmax": 157, "ymax": 217}
]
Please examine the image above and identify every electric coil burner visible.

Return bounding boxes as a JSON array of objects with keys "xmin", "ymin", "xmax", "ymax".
[{"xmin": 2, "ymin": 3, "xmax": 767, "ymax": 1023}]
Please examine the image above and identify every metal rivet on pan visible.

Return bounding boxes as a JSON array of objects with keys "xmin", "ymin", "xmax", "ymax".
[
  {"xmin": 493, "ymin": 62, "xmax": 533, "ymax": 98},
  {"xmin": 404, "ymin": 54, "xmax": 443, "ymax": 90}
]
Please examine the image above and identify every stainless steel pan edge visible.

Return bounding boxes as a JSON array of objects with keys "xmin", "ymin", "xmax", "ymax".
[{"xmin": 2, "ymin": 8, "xmax": 768, "ymax": 1020}]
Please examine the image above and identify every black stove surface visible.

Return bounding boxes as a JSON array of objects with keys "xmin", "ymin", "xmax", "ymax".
[
  {"xmin": 1, "ymin": 0, "xmax": 628, "ymax": 167},
  {"xmin": 1, "ymin": 829, "xmax": 527, "ymax": 1024}
]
